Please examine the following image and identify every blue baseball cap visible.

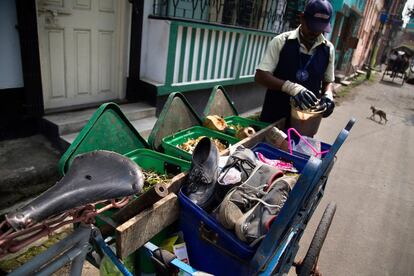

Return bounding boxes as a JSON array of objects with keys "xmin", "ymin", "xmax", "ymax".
[{"xmin": 304, "ymin": 0, "xmax": 333, "ymax": 33}]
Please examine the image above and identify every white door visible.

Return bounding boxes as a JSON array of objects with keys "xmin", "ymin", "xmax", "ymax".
[{"xmin": 36, "ymin": 0, "xmax": 130, "ymax": 109}]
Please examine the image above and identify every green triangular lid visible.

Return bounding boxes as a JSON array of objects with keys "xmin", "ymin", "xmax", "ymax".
[
  {"xmin": 148, "ymin": 92, "xmax": 202, "ymax": 151},
  {"xmin": 203, "ymin": 85, "xmax": 238, "ymax": 119},
  {"xmin": 58, "ymin": 102, "xmax": 149, "ymax": 175}
]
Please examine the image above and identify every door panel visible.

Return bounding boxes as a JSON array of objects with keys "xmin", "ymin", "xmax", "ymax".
[
  {"xmin": 75, "ymin": 29, "xmax": 91, "ymax": 94},
  {"xmin": 48, "ymin": 29, "xmax": 66, "ymax": 98},
  {"xmin": 36, "ymin": 0, "xmax": 128, "ymax": 109},
  {"xmin": 98, "ymin": 31, "xmax": 113, "ymax": 93}
]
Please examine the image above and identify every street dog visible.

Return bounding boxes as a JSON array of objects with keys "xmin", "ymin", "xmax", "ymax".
[{"xmin": 370, "ymin": 106, "xmax": 388, "ymax": 124}]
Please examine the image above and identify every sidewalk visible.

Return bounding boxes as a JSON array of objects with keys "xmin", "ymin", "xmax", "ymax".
[{"xmin": 0, "ymin": 135, "xmax": 60, "ymax": 214}]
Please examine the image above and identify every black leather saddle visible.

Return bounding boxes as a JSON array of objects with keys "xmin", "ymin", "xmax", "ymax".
[{"xmin": 6, "ymin": 150, "xmax": 143, "ymax": 230}]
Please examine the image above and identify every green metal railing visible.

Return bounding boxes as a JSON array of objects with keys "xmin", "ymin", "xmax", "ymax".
[{"xmin": 157, "ymin": 20, "xmax": 275, "ymax": 95}]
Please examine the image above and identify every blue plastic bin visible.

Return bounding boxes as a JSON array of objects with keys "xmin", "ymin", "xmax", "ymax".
[
  {"xmin": 178, "ymin": 191, "xmax": 253, "ymax": 275},
  {"xmin": 251, "ymin": 143, "xmax": 309, "ymax": 169},
  {"xmin": 178, "ymin": 147, "xmax": 308, "ymax": 276},
  {"xmin": 179, "ymin": 119, "xmax": 355, "ymax": 275}
]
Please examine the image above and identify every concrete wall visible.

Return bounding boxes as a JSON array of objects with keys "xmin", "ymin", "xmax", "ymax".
[
  {"xmin": 140, "ymin": 2, "xmax": 169, "ymax": 84},
  {"xmin": 0, "ymin": 0, "xmax": 23, "ymax": 89}
]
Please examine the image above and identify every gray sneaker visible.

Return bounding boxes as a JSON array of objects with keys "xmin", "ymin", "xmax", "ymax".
[
  {"xmin": 215, "ymin": 146, "xmax": 258, "ymax": 205},
  {"xmin": 218, "ymin": 163, "xmax": 283, "ymax": 229},
  {"xmin": 218, "ymin": 146, "xmax": 257, "ymax": 185},
  {"xmin": 234, "ymin": 175, "xmax": 297, "ymax": 245}
]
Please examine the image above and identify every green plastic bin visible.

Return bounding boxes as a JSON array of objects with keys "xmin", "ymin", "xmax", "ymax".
[
  {"xmin": 162, "ymin": 125, "xmax": 239, "ymax": 161},
  {"xmin": 58, "ymin": 102, "xmax": 190, "ymax": 176},
  {"xmin": 125, "ymin": 148, "xmax": 190, "ymax": 173},
  {"xmin": 203, "ymin": 85, "xmax": 270, "ymax": 136},
  {"xmin": 148, "ymin": 92, "xmax": 239, "ymax": 161},
  {"xmin": 224, "ymin": 115, "xmax": 270, "ymax": 136}
]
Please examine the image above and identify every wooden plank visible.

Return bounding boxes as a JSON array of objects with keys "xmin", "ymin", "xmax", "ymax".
[
  {"xmin": 100, "ymin": 173, "xmax": 187, "ymax": 236},
  {"xmin": 166, "ymin": 172, "xmax": 186, "ymax": 194},
  {"xmin": 116, "ymin": 193, "xmax": 180, "ymax": 259},
  {"xmin": 110, "ymin": 185, "xmax": 167, "ymax": 226}
]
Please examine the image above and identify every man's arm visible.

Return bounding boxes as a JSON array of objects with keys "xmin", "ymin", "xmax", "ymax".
[{"xmin": 322, "ymin": 82, "xmax": 334, "ymax": 96}]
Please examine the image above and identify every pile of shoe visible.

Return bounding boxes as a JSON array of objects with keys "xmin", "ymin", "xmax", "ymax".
[
  {"xmin": 218, "ymin": 164, "xmax": 297, "ymax": 245},
  {"xmin": 183, "ymin": 137, "xmax": 299, "ymax": 245}
]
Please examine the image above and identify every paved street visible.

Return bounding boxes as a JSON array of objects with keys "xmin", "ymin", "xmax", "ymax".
[{"xmin": 293, "ymin": 77, "xmax": 414, "ymax": 275}]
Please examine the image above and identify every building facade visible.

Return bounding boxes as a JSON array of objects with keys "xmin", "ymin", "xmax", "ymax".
[
  {"xmin": 2, "ymin": 0, "xmax": 312, "ymax": 140},
  {"xmin": 375, "ymin": 0, "xmax": 406, "ymax": 65},
  {"xmin": 4, "ymin": 0, "xmax": 389, "ymax": 140},
  {"xmin": 329, "ymin": 0, "xmax": 366, "ymax": 75},
  {"xmin": 351, "ymin": 0, "xmax": 384, "ymax": 69}
]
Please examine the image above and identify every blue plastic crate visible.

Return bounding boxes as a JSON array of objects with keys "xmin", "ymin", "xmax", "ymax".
[
  {"xmin": 253, "ymin": 141, "xmax": 331, "ymax": 160},
  {"xmin": 287, "ymin": 135, "xmax": 332, "ymax": 159},
  {"xmin": 178, "ymin": 146, "xmax": 312, "ymax": 275},
  {"xmin": 179, "ymin": 120, "xmax": 355, "ymax": 274},
  {"xmin": 251, "ymin": 143, "xmax": 309, "ymax": 171},
  {"xmin": 178, "ymin": 190, "xmax": 253, "ymax": 275}
]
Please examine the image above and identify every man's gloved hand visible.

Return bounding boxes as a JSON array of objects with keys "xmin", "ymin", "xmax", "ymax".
[
  {"xmin": 281, "ymin": 80, "xmax": 318, "ymax": 110},
  {"xmin": 316, "ymin": 91, "xmax": 335, "ymax": 118}
]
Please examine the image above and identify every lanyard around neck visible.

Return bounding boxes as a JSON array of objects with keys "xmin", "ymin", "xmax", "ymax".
[{"xmin": 298, "ymin": 47, "xmax": 316, "ymax": 72}]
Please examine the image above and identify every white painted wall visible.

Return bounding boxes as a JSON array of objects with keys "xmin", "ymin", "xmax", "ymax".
[
  {"xmin": 140, "ymin": 2, "xmax": 169, "ymax": 84},
  {"xmin": 0, "ymin": 0, "xmax": 24, "ymax": 89}
]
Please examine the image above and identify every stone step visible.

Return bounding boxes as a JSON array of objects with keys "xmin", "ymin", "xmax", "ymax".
[
  {"xmin": 43, "ymin": 102, "xmax": 156, "ymax": 136},
  {"xmin": 60, "ymin": 115, "xmax": 157, "ymax": 149},
  {"xmin": 335, "ymin": 73, "xmax": 346, "ymax": 83},
  {"xmin": 340, "ymin": 80, "xmax": 352, "ymax": 86},
  {"xmin": 346, "ymin": 73, "xmax": 358, "ymax": 80}
]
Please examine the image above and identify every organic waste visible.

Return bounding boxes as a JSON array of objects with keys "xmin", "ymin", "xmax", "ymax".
[
  {"xmin": 178, "ymin": 136, "xmax": 227, "ymax": 153},
  {"xmin": 235, "ymin": 127, "xmax": 256, "ymax": 139},
  {"xmin": 227, "ymin": 123, "xmax": 244, "ymax": 132},
  {"xmin": 142, "ymin": 170, "xmax": 173, "ymax": 192},
  {"xmin": 203, "ymin": 115, "xmax": 228, "ymax": 131}
]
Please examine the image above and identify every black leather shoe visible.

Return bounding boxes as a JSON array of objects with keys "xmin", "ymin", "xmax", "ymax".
[{"xmin": 184, "ymin": 137, "xmax": 219, "ymax": 212}]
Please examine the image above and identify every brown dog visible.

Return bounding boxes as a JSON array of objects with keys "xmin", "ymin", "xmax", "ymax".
[{"xmin": 370, "ymin": 106, "xmax": 388, "ymax": 124}]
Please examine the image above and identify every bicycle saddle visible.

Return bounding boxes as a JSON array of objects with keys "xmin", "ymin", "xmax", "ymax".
[{"xmin": 6, "ymin": 150, "xmax": 143, "ymax": 230}]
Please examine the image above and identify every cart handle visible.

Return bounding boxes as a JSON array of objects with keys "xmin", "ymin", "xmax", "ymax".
[
  {"xmin": 345, "ymin": 118, "xmax": 356, "ymax": 131},
  {"xmin": 287, "ymin": 128, "xmax": 329, "ymax": 157}
]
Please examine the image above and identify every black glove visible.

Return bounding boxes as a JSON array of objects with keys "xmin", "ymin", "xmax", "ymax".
[
  {"xmin": 318, "ymin": 96, "xmax": 335, "ymax": 118},
  {"xmin": 292, "ymin": 89, "xmax": 319, "ymax": 110}
]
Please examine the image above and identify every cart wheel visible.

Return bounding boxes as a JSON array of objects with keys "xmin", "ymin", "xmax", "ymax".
[{"xmin": 298, "ymin": 202, "xmax": 337, "ymax": 276}]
